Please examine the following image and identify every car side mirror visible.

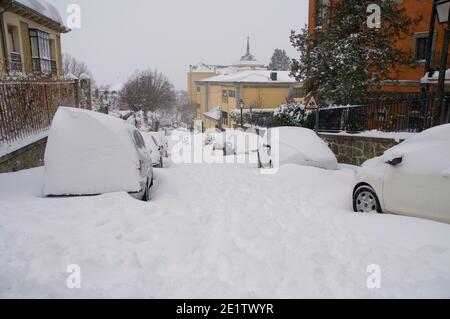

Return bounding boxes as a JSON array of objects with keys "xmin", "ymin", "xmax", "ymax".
[
  {"xmin": 263, "ymin": 144, "xmax": 271, "ymax": 149},
  {"xmin": 386, "ymin": 156, "xmax": 403, "ymax": 166}
]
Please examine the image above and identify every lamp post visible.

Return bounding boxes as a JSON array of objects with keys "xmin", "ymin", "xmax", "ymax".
[
  {"xmin": 435, "ymin": 0, "xmax": 450, "ymax": 124},
  {"xmin": 239, "ymin": 99, "xmax": 244, "ymax": 129}
]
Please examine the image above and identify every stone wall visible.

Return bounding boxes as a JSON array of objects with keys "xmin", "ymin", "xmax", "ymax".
[
  {"xmin": 0, "ymin": 137, "xmax": 47, "ymax": 173},
  {"xmin": 319, "ymin": 133, "xmax": 403, "ymax": 166}
]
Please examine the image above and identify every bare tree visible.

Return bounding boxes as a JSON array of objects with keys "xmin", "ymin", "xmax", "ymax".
[
  {"xmin": 63, "ymin": 53, "xmax": 94, "ymax": 80},
  {"xmin": 120, "ymin": 69, "xmax": 177, "ymax": 126}
]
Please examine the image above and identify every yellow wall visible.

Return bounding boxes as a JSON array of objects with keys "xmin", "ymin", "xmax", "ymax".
[
  {"xmin": 187, "ymin": 71, "xmax": 216, "ymax": 104},
  {"xmin": 196, "ymin": 82, "xmax": 294, "ymax": 129},
  {"xmin": 1, "ymin": 10, "xmax": 64, "ymax": 77}
]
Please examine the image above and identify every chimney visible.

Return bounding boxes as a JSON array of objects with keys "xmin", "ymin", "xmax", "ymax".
[{"xmin": 270, "ymin": 72, "xmax": 278, "ymax": 81}]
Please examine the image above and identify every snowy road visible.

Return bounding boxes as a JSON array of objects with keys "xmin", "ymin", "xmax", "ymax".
[{"xmin": 1, "ymin": 158, "xmax": 450, "ymax": 298}]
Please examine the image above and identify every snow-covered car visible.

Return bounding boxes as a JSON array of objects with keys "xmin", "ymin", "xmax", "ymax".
[
  {"xmin": 225, "ymin": 130, "xmax": 261, "ymax": 155},
  {"xmin": 148, "ymin": 131, "xmax": 169, "ymax": 157},
  {"xmin": 43, "ymin": 107, "xmax": 154, "ymax": 201},
  {"xmin": 257, "ymin": 127, "xmax": 338, "ymax": 170},
  {"xmin": 143, "ymin": 133, "xmax": 164, "ymax": 168},
  {"xmin": 352, "ymin": 124, "xmax": 450, "ymax": 223}
]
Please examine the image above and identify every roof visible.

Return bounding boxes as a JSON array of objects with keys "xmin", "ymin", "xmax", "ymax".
[
  {"xmin": 4, "ymin": 0, "xmax": 68, "ymax": 33},
  {"xmin": 203, "ymin": 106, "xmax": 222, "ymax": 120},
  {"xmin": 196, "ymin": 70, "xmax": 297, "ymax": 85}
]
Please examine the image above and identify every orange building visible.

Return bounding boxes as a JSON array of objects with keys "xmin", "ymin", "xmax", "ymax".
[{"xmin": 308, "ymin": 0, "xmax": 450, "ymax": 93}]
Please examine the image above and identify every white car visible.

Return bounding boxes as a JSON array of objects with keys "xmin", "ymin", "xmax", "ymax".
[
  {"xmin": 149, "ymin": 131, "xmax": 169, "ymax": 157},
  {"xmin": 257, "ymin": 127, "xmax": 338, "ymax": 170},
  {"xmin": 44, "ymin": 107, "xmax": 154, "ymax": 201},
  {"xmin": 143, "ymin": 133, "xmax": 164, "ymax": 168},
  {"xmin": 352, "ymin": 124, "xmax": 450, "ymax": 223}
]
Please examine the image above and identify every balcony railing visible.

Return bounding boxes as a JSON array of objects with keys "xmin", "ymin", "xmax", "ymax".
[
  {"xmin": 51, "ymin": 60, "xmax": 57, "ymax": 75},
  {"xmin": 9, "ymin": 52, "xmax": 23, "ymax": 72},
  {"xmin": 32, "ymin": 58, "xmax": 53, "ymax": 75}
]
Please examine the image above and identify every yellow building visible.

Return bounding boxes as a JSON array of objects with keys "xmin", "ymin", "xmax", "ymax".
[
  {"xmin": 187, "ymin": 38, "xmax": 299, "ymax": 129},
  {"xmin": 0, "ymin": 0, "xmax": 69, "ymax": 78}
]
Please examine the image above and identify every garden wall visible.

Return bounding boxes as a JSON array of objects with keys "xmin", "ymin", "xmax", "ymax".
[
  {"xmin": 318, "ymin": 133, "xmax": 403, "ymax": 166},
  {"xmin": 0, "ymin": 137, "xmax": 47, "ymax": 173}
]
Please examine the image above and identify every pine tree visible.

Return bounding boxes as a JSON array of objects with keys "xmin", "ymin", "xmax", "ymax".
[
  {"xmin": 268, "ymin": 49, "xmax": 291, "ymax": 71},
  {"xmin": 290, "ymin": 0, "xmax": 421, "ymax": 104}
]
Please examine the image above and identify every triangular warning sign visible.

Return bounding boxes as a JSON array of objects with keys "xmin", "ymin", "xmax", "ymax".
[{"xmin": 305, "ymin": 92, "xmax": 320, "ymax": 110}]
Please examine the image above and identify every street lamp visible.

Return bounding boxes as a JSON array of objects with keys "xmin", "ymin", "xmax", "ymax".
[
  {"xmin": 238, "ymin": 99, "xmax": 244, "ymax": 129},
  {"xmin": 436, "ymin": 0, "xmax": 450, "ymax": 24},
  {"xmin": 435, "ymin": 0, "xmax": 450, "ymax": 124}
]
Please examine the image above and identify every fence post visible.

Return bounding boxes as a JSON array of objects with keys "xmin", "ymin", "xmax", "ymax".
[{"xmin": 79, "ymin": 73, "xmax": 92, "ymax": 110}]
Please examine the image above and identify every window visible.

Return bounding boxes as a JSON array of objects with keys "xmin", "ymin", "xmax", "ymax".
[
  {"xmin": 29, "ymin": 29, "xmax": 52, "ymax": 74},
  {"xmin": 7, "ymin": 25, "xmax": 20, "ymax": 53},
  {"xmin": 415, "ymin": 36, "xmax": 428, "ymax": 61},
  {"xmin": 315, "ymin": 0, "xmax": 330, "ymax": 27},
  {"xmin": 222, "ymin": 90, "xmax": 228, "ymax": 104},
  {"xmin": 7, "ymin": 25, "xmax": 22, "ymax": 72},
  {"xmin": 196, "ymin": 86, "xmax": 201, "ymax": 93},
  {"xmin": 222, "ymin": 111, "xmax": 228, "ymax": 126},
  {"xmin": 228, "ymin": 90, "xmax": 236, "ymax": 98}
]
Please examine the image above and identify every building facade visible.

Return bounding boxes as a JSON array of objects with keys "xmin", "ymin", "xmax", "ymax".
[
  {"xmin": 0, "ymin": 0, "xmax": 69, "ymax": 78},
  {"xmin": 188, "ymin": 38, "xmax": 299, "ymax": 129},
  {"xmin": 308, "ymin": 0, "xmax": 450, "ymax": 93}
]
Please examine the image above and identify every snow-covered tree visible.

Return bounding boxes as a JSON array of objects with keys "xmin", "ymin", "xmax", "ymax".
[
  {"xmin": 290, "ymin": 0, "xmax": 421, "ymax": 104},
  {"xmin": 268, "ymin": 49, "xmax": 291, "ymax": 71},
  {"xmin": 62, "ymin": 53, "xmax": 93, "ymax": 80}
]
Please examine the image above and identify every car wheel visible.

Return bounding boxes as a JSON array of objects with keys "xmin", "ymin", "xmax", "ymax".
[{"xmin": 353, "ymin": 185, "xmax": 382, "ymax": 214}]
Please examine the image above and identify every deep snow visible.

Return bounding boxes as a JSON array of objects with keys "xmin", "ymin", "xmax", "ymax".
[{"xmin": 1, "ymin": 139, "xmax": 450, "ymax": 298}]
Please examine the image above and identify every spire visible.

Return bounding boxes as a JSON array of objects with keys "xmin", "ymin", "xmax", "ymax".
[
  {"xmin": 246, "ymin": 36, "xmax": 250, "ymax": 56},
  {"xmin": 240, "ymin": 36, "xmax": 256, "ymax": 62}
]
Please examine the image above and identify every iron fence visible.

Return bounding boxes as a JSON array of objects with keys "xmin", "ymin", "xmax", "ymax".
[
  {"xmin": 0, "ymin": 79, "xmax": 77, "ymax": 145},
  {"xmin": 318, "ymin": 93, "xmax": 445, "ymax": 133}
]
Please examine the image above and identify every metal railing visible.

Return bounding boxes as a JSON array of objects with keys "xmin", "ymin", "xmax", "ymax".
[
  {"xmin": 318, "ymin": 93, "xmax": 443, "ymax": 133},
  {"xmin": 0, "ymin": 79, "xmax": 77, "ymax": 145},
  {"xmin": 9, "ymin": 52, "xmax": 23, "ymax": 72}
]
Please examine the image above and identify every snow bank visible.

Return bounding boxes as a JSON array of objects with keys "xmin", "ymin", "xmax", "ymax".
[{"xmin": 43, "ymin": 107, "xmax": 142, "ymax": 196}]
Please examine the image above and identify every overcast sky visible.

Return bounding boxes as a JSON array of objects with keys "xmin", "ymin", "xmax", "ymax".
[{"xmin": 46, "ymin": 0, "xmax": 309, "ymax": 90}]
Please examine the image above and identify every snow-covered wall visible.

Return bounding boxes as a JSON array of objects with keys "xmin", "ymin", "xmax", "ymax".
[{"xmin": 0, "ymin": 137, "xmax": 47, "ymax": 173}]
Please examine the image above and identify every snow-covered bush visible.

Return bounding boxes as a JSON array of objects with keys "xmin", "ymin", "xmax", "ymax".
[{"xmin": 273, "ymin": 103, "xmax": 315, "ymax": 128}]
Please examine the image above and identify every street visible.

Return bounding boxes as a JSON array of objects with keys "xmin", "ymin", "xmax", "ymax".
[{"xmin": 1, "ymin": 140, "xmax": 450, "ymax": 298}]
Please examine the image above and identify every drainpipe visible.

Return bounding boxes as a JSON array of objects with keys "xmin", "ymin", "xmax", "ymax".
[{"xmin": 0, "ymin": 1, "xmax": 13, "ymax": 74}]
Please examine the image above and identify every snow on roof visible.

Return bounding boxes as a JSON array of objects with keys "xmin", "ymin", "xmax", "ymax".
[
  {"xmin": 196, "ymin": 70, "xmax": 296, "ymax": 84},
  {"xmin": 16, "ymin": 0, "xmax": 64, "ymax": 25},
  {"xmin": 203, "ymin": 106, "xmax": 222, "ymax": 120},
  {"xmin": 190, "ymin": 63, "xmax": 217, "ymax": 73}
]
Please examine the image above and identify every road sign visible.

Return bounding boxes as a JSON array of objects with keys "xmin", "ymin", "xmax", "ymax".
[{"xmin": 305, "ymin": 92, "xmax": 320, "ymax": 110}]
